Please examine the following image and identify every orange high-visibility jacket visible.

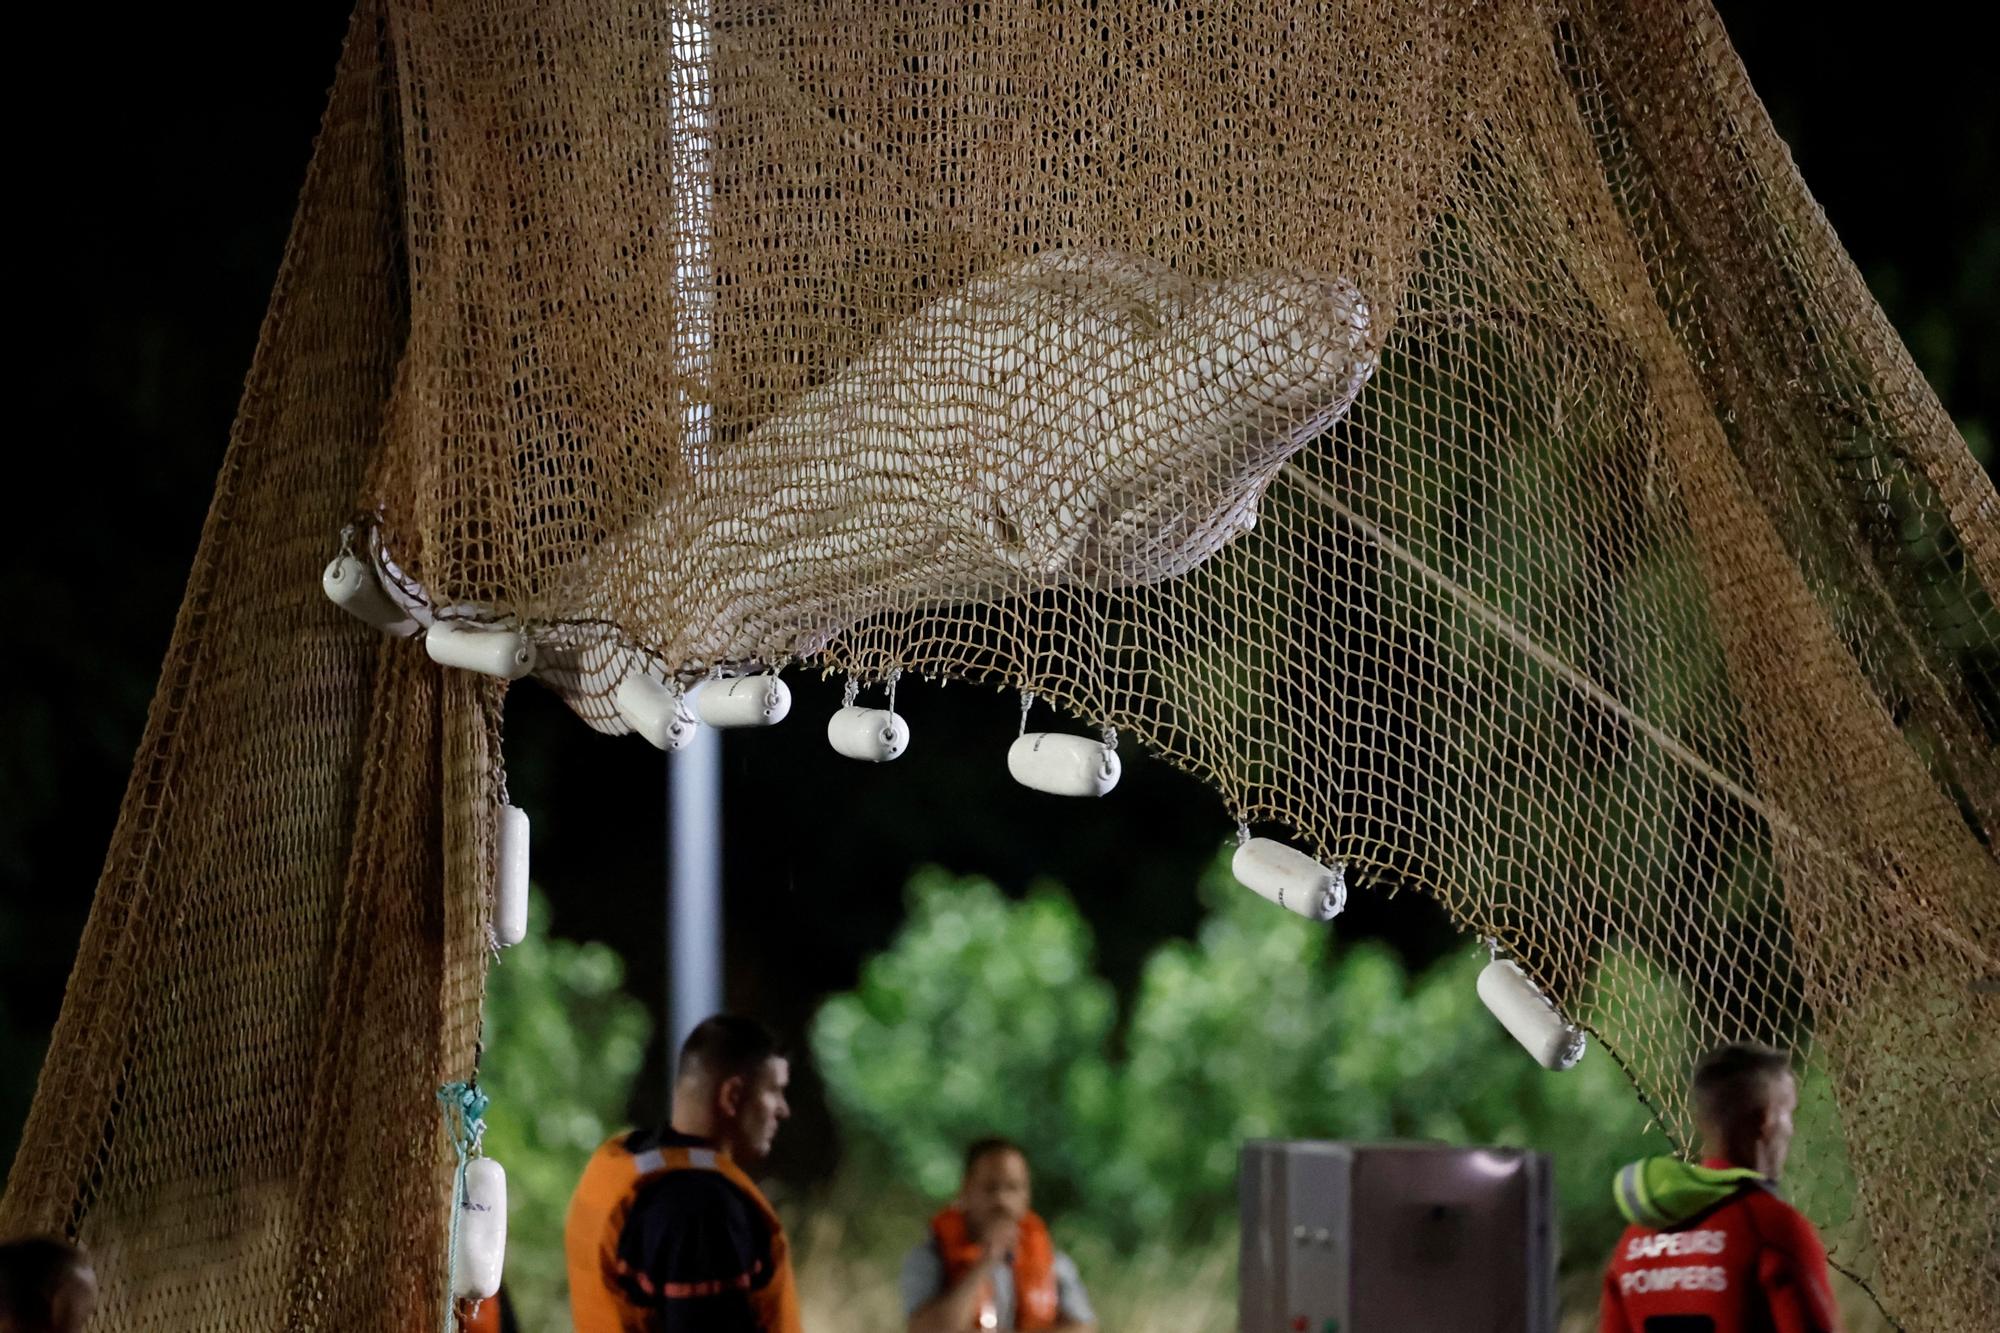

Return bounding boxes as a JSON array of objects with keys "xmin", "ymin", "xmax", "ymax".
[
  {"xmin": 930, "ymin": 1206, "xmax": 1059, "ymax": 1331},
  {"xmin": 565, "ymin": 1130, "xmax": 803, "ymax": 1333}
]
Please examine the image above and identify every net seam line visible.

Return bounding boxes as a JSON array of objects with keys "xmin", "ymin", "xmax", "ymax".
[{"xmin": 1296, "ymin": 470, "xmax": 1997, "ymax": 975}]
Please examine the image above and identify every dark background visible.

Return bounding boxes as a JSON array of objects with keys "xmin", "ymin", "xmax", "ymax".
[{"xmin": 4, "ymin": 3, "xmax": 1995, "ymax": 1183}]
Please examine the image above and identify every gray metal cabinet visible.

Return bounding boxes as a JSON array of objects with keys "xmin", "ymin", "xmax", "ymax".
[{"xmin": 1239, "ymin": 1141, "xmax": 1557, "ymax": 1333}]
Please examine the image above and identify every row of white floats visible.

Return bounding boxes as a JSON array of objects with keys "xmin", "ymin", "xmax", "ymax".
[
  {"xmin": 333, "ymin": 549, "xmax": 1586, "ymax": 1115},
  {"xmin": 332, "ymin": 557, "xmax": 1588, "ymax": 1306},
  {"xmin": 552, "ymin": 711, "xmax": 1595, "ymax": 1075}
]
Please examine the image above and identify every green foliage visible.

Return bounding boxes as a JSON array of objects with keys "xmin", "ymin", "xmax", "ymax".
[
  {"xmin": 813, "ymin": 855, "xmax": 1670, "ymax": 1272},
  {"xmin": 479, "ymin": 888, "xmax": 652, "ymax": 1333},
  {"xmin": 812, "ymin": 868, "xmax": 1118, "ymax": 1217}
]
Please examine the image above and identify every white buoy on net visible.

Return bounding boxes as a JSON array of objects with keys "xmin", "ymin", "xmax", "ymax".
[
  {"xmin": 321, "ymin": 554, "xmax": 420, "ymax": 637},
  {"xmin": 695, "ymin": 676, "xmax": 792, "ymax": 728},
  {"xmin": 453, "ymin": 1155, "xmax": 507, "ymax": 1300},
  {"xmin": 615, "ymin": 673, "xmax": 701, "ymax": 752},
  {"xmin": 827, "ymin": 706, "xmax": 909, "ymax": 762},
  {"xmin": 1478, "ymin": 958, "xmax": 1587, "ymax": 1070},
  {"xmin": 1231, "ymin": 837, "xmax": 1346, "ymax": 921},
  {"xmin": 494, "ymin": 805, "xmax": 529, "ymax": 948},
  {"xmin": 425, "ymin": 622, "xmax": 536, "ymax": 680},
  {"xmin": 1008, "ymin": 733, "xmax": 1120, "ymax": 797}
]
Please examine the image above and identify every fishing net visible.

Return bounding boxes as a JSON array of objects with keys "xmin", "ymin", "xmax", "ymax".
[{"xmin": 6, "ymin": 0, "xmax": 1995, "ymax": 1328}]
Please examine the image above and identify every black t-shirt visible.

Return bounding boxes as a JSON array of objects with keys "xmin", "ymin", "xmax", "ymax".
[{"xmin": 612, "ymin": 1129, "xmax": 776, "ymax": 1333}]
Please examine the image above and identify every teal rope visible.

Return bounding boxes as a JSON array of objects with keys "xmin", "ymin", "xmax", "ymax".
[{"xmin": 437, "ymin": 1082, "xmax": 490, "ymax": 1332}]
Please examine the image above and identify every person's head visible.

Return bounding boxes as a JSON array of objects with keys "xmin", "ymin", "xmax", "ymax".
[
  {"xmin": 671, "ymin": 1015, "xmax": 790, "ymax": 1165},
  {"xmin": 958, "ymin": 1137, "xmax": 1032, "ymax": 1234},
  {"xmin": 0, "ymin": 1236, "xmax": 96, "ymax": 1333},
  {"xmin": 1691, "ymin": 1042, "xmax": 1797, "ymax": 1178}
]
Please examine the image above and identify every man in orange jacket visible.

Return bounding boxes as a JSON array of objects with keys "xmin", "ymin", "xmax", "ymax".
[
  {"xmin": 902, "ymin": 1138, "xmax": 1096, "ymax": 1333},
  {"xmin": 1600, "ymin": 1043, "xmax": 1842, "ymax": 1333},
  {"xmin": 565, "ymin": 1015, "xmax": 802, "ymax": 1333}
]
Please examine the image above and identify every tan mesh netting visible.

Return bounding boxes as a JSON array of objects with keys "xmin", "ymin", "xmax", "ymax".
[{"xmin": 7, "ymin": 0, "xmax": 1996, "ymax": 1328}]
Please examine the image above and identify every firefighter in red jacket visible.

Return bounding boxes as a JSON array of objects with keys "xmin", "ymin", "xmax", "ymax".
[{"xmin": 1601, "ymin": 1042, "xmax": 1842, "ymax": 1333}]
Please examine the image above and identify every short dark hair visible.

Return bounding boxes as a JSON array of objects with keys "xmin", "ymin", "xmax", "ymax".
[
  {"xmin": 0, "ymin": 1236, "xmax": 90, "ymax": 1326},
  {"xmin": 963, "ymin": 1136, "xmax": 1027, "ymax": 1179},
  {"xmin": 677, "ymin": 1015, "xmax": 783, "ymax": 1084},
  {"xmin": 1691, "ymin": 1043, "xmax": 1793, "ymax": 1129}
]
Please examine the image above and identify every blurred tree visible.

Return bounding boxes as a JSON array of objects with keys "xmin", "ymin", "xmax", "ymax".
[
  {"xmin": 810, "ymin": 868, "xmax": 1120, "ymax": 1221},
  {"xmin": 478, "ymin": 888, "xmax": 652, "ymax": 1333},
  {"xmin": 814, "ymin": 857, "xmax": 1676, "ymax": 1272}
]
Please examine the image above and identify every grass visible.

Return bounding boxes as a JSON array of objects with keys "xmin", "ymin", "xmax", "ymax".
[
  {"xmin": 793, "ymin": 1208, "xmax": 1236, "ymax": 1333},
  {"xmin": 508, "ymin": 1168, "xmax": 1905, "ymax": 1330},
  {"xmin": 789, "ymin": 1202, "xmax": 1900, "ymax": 1333}
]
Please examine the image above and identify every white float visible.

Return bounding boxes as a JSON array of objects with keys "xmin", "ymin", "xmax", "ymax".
[
  {"xmin": 453, "ymin": 1155, "xmax": 508, "ymax": 1300},
  {"xmin": 1478, "ymin": 959, "xmax": 1587, "ymax": 1070},
  {"xmin": 321, "ymin": 554, "xmax": 420, "ymax": 637},
  {"xmin": 695, "ymin": 676, "xmax": 792, "ymax": 728},
  {"xmin": 1231, "ymin": 837, "xmax": 1346, "ymax": 921},
  {"xmin": 425, "ymin": 622, "xmax": 536, "ymax": 680},
  {"xmin": 827, "ymin": 706, "xmax": 909, "ymax": 762},
  {"xmin": 615, "ymin": 674, "xmax": 701, "ymax": 752},
  {"xmin": 494, "ymin": 805, "xmax": 529, "ymax": 948},
  {"xmin": 1007, "ymin": 732, "xmax": 1120, "ymax": 797}
]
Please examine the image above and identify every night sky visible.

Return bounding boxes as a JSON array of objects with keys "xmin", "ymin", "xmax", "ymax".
[{"xmin": 5, "ymin": 3, "xmax": 1995, "ymax": 1179}]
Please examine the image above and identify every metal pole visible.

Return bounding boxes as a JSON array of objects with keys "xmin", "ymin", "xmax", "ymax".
[{"xmin": 668, "ymin": 728, "xmax": 722, "ymax": 1068}]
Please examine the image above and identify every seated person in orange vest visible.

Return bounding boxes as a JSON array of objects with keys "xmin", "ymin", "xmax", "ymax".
[
  {"xmin": 901, "ymin": 1138, "xmax": 1096, "ymax": 1333},
  {"xmin": 565, "ymin": 1015, "xmax": 803, "ymax": 1333},
  {"xmin": 1600, "ymin": 1042, "xmax": 1842, "ymax": 1333}
]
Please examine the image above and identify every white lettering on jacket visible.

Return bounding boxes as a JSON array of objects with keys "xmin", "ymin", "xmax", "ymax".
[
  {"xmin": 1620, "ymin": 1266, "xmax": 1730, "ymax": 1294},
  {"xmin": 1626, "ymin": 1230, "xmax": 1728, "ymax": 1261}
]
